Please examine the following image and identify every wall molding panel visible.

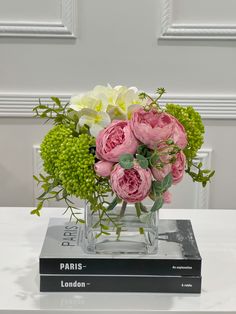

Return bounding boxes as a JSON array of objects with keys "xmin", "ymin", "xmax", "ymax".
[
  {"xmin": 160, "ymin": 0, "xmax": 236, "ymax": 40},
  {"xmin": 0, "ymin": 0, "xmax": 76, "ymax": 38},
  {"xmin": 1, "ymin": 93, "xmax": 236, "ymax": 119},
  {"xmin": 0, "ymin": 94, "xmax": 69, "ymax": 117},
  {"xmin": 193, "ymin": 148, "xmax": 212, "ymax": 209},
  {"xmin": 159, "ymin": 95, "xmax": 236, "ymax": 119}
]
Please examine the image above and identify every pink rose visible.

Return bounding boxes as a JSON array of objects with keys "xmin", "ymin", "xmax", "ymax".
[
  {"xmin": 110, "ymin": 163, "xmax": 152, "ymax": 203},
  {"xmin": 172, "ymin": 117, "xmax": 187, "ymax": 149},
  {"xmin": 96, "ymin": 120, "xmax": 138, "ymax": 162},
  {"xmin": 152, "ymin": 164, "xmax": 172, "ymax": 182},
  {"xmin": 163, "ymin": 190, "xmax": 172, "ymax": 204},
  {"xmin": 94, "ymin": 161, "xmax": 114, "ymax": 177},
  {"xmin": 130, "ymin": 108, "xmax": 187, "ymax": 149},
  {"xmin": 172, "ymin": 151, "xmax": 186, "ymax": 184}
]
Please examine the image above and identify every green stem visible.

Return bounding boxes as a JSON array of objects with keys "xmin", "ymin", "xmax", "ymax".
[
  {"xmin": 135, "ymin": 203, "xmax": 142, "ymax": 217},
  {"xmin": 140, "ymin": 203, "xmax": 148, "ymax": 213},
  {"xmin": 135, "ymin": 203, "xmax": 144, "ymax": 235},
  {"xmin": 116, "ymin": 226, "xmax": 122, "ymax": 240},
  {"xmin": 119, "ymin": 201, "xmax": 127, "ymax": 218},
  {"xmin": 115, "ymin": 201, "xmax": 127, "ymax": 240}
]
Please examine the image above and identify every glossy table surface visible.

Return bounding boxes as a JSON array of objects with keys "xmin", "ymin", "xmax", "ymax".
[{"xmin": 0, "ymin": 207, "xmax": 236, "ymax": 313}]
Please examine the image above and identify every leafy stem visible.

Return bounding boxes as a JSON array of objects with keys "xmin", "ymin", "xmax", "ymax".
[
  {"xmin": 31, "ymin": 173, "xmax": 84, "ymax": 223},
  {"xmin": 33, "ymin": 97, "xmax": 77, "ymax": 129},
  {"xmin": 185, "ymin": 159, "xmax": 215, "ymax": 187}
]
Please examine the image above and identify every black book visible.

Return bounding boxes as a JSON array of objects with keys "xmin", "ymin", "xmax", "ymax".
[
  {"xmin": 39, "ymin": 218, "xmax": 201, "ymax": 277},
  {"xmin": 40, "ymin": 274, "xmax": 201, "ymax": 293}
]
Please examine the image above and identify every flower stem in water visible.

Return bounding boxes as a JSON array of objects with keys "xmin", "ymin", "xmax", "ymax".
[
  {"xmin": 116, "ymin": 201, "xmax": 127, "ymax": 240},
  {"xmin": 135, "ymin": 203, "xmax": 144, "ymax": 235}
]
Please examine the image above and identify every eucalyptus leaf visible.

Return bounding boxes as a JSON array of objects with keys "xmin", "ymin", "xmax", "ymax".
[
  {"xmin": 152, "ymin": 180, "xmax": 163, "ymax": 194},
  {"xmin": 137, "ymin": 144, "xmax": 148, "ymax": 155},
  {"xmin": 136, "ymin": 144, "xmax": 152, "ymax": 158},
  {"xmin": 151, "ymin": 197, "xmax": 164, "ymax": 212},
  {"xmin": 162, "ymin": 173, "xmax": 173, "ymax": 191},
  {"xmin": 136, "ymin": 154, "xmax": 149, "ymax": 169},
  {"xmin": 106, "ymin": 196, "xmax": 121, "ymax": 211},
  {"xmin": 119, "ymin": 154, "xmax": 134, "ymax": 169}
]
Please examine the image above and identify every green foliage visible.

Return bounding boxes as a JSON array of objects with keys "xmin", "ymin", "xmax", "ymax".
[
  {"xmin": 155, "ymin": 87, "xmax": 166, "ymax": 99},
  {"xmin": 33, "ymin": 97, "xmax": 76, "ymax": 128},
  {"xmin": 162, "ymin": 173, "xmax": 173, "ymax": 189},
  {"xmin": 165, "ymin": 104, "xmax": 204, "ymax": 161},
  {"xmin": 136, "ymin": 145, "xmax": 160, "ymax": 168},
  {"xmin": 165, "ymin": 103, "xmax": 214, "ymax": 186},
  {"xmin": 149, "ymin": 173, "xmax": 172, "ymax": 212},
  {"xmin": 186, "ymin": 161, "xmax": 215, "ymax": 187},
  {"xmin": 106, "ymin": 196, "xmax": 121, "ymax": 211},
  {"xmin": 136, "ymin": 143, "xmax": 180, "ymax": 169},
  {"xmin": 139, "ymin": 87, "xmax": 166, "ymax": 110},
  {"xmin": 32, "ymin": 97, "xmax": 116, "ymax": 235},
  {"xmin": 40, "ymin": 124, "xmax": 73, "ymax": 176},
  {"xmin": 151, "ymin": 196, "xmax": 164, "ymax": 212},
  {"xmin": 149, "ymin": 151, "xmax": 159, "ymax": 167},
  {"xmin": 32, "ymin": 91, "xmax": 215, "ymax": 235},
  {"xmin": 137, "ymin": 144, "xmax": 152, "ymax": 158},
  {"xmin": 55, "ymin": 134, "xmax": 96, "ymax": 199},
  {"xmin": 150, "ymin": 173, "xmax": 173, "ymax": 201},
  {"xmin": 119, "ymin": 154, "xmax": 134, "ymax": 169},
  {"xmin": 31, "ymin": 173, "xmax": 85, "ymax": 223},
  {"xmin": 136, "ymin": 154, "xmax": 149, "ymax": 169}
]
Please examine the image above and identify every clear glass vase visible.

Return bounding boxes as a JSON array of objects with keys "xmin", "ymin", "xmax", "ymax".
[{"xmin": 82, "ymin": 203, "xmax": 159, "ymax": 255}]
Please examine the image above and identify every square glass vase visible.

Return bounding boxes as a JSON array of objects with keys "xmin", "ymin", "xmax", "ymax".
[{"xmin": 82, "ymin": 203, "xmax": 159, "ymax": 255}]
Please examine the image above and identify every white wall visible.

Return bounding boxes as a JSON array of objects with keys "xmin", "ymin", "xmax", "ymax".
[{"xmin": 0, "ymin": 0, "xmax": 235, "ymax": 209}]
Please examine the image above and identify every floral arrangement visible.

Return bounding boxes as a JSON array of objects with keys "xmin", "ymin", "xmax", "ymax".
[{"xmin": 32, "ymin": 85, "xmax": 214, "ymax": 234}]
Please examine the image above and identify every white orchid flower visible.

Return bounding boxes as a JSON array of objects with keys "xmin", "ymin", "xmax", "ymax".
[
  {"xmin": 70, "ymin": 94, "xmax": 94, "ymax": 111},
  {"xmin": 78, "ymin": 108, "xmax": 111, "ymax": 137},
  {"xmin": 70, "ymin": 86, "xmax": 117, "ymax": 113},
  {"xmin": 70, "ymin": 85, "xmax": 145, "ymax": 124},
  {"xmin": 114, "ymin": 86, "xmax": 143, "ymax": 117}
]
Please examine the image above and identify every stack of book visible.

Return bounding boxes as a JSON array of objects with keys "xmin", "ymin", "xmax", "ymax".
[{"xmin": 39, "ymin": 218, "xmax": 202, "ymax": 293}]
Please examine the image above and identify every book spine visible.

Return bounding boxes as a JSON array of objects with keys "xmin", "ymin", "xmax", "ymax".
[
  {"xmin": 40, "ymin": 275, "xmax": 201, "ymax": 293},
  {"xmin": 40, "ymin": 258, "xmax": 201, "ymax": 276}
]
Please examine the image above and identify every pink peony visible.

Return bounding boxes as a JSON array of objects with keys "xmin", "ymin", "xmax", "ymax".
[
  {"xmin": 96, "ymin": 120, "xmax": 138, "ymax": 162},
  {"xmin": 152, "ymin": 163, "xmax": 172, "ymax": 182},
  {"xmin": 110, "ymin": 163, "xmax": 152, "ymax": 203},
  {"xmin": 163, "ymin": 190, "xmax": 172, "ymax": 204},
  {"xmin": 172, "ymin": 117, "xmax": 188, "ymax": 149},
  {"xmin": 130, "ymin": 108, "xmax": 187, "ymax": 150},
  {"xmin": 94, "ymin": 160, "xmax": 114, "ymax": 177},
  {"xmin": 172, "ymin": 151, "xmax": 186, "ymax": 184}
]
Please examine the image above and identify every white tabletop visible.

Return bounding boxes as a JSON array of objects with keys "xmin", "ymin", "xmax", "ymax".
[{"xmin": 0, "ymin": 207, "xmax": 236, "ymax": 314}]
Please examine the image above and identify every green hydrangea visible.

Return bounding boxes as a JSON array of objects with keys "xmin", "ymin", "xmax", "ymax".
[
  {"xmin": 40, "ymin": 125, "xmax": 73, "ymax": 176},
  {"xmin": 165, "ymin": 104, "xmax": 205, "ymax": 162},
  {"xmin": 55, "ymin": 134, "xmax": 96, "ymax": 199}
]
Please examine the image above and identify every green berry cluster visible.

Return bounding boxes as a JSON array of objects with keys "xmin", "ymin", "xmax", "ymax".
[
  {"xmin": 55, "ymin": 134, "xmax": 96, "ymax": 199},
  {"xmin": 40, "ymin": 125, "xmax": 73, "ymax": 176},
  {"xmin": 165, "ymin": 104, "xmax": 204, "ymax": 161}
]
